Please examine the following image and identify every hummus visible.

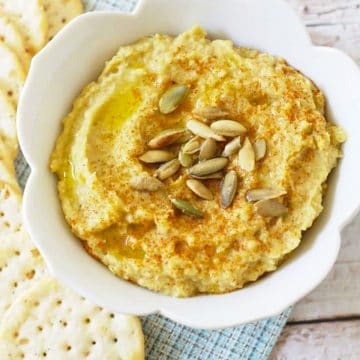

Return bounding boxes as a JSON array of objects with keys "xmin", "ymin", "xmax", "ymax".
[{"xmin": 50, "ymin": 26, "xmax": 345, "ymax": 297}]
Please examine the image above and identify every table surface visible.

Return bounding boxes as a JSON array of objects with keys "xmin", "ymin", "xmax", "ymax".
[{"xmin": 271, "ymin": 1, "xmax": 360, "ymax": 359}]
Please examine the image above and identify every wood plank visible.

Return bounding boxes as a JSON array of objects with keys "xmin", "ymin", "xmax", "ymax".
[
  {"xmin": 290, "ymin": 0, "xmax": 360, "ymax": 64},
  {"xmin": 286, "ymin": 0, "xmax": 360, "ymax": 322},
  {"xmin": 270, "ymin": 320, "xmax": 360, "ymax": 359},
  {"xmin": 290, "ymin": 215, "xmax": 360, "ymax": 321}
]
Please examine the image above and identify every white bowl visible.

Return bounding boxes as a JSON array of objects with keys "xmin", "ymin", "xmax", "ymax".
[{"xmin": 18, "ymin": 0, "xmax": 360, "ymax": 329}]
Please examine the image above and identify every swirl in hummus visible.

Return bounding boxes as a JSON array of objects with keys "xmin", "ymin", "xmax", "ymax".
[{"xmin": 50, "ymin": 26, "xmax": 345, "ymax": 297}]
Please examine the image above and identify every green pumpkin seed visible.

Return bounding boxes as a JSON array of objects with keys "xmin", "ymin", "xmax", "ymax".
[
  {"xmin": 220, "ymin": 170, "xmax": 238, "ymax": 208},
  {"xmin": 187, "ymin": 119, "xmax": 225, "ymax": 141},
  {"xmin": 186, "ymin": 179, "xmax": 213, "ymax": 200},
  {"xmin": 222, "ymin": 136, "xmax": 241, "ymax": 157},
  {"xmin": 148, "ymin": 128, "xmax": 186, "ymax": 148},
  {"xmin": 129, "ymin": 175, "xmax": 164, "ymax": 192},
  {"xmin": 182, "ymin": 136, "xmax": 203, "ymax": 154},
  {"xmin": 193, "ymin": 106, "xmax": 228, "ymax": 121},
  {"xmin": 254, "ymin": 139, "xmax": 267, "ymax": 160},
  {"xmin": 178, "ymin": 149, "xmax": 194, "ymax": 167},
  {"xmin": 190, "ymin": 171, "xmax": 223, "ymax": 180},
  {"xmin": 139, "ymin": 150, "xmax": 176, "ymax": 163},
  {"xmin": 159, "ymin": 84, "xmax": 188, "ymax": 114},
  {"xmin": 246, "ymin": 188, "xmax": 286, "ymax": 202},
  {"xmin": 211, "ymin": 120, "xmax": 247, "ymax": 137},
  {"xmin": 254, "ymin": 199, "xmax": 288, "ymax": 217},
  {"xmin": 155, "ymin": 159, "xmax": 181, "ymax": 180},
  {"xmin": 238, "ymin": 137, "xmax": 255, "ymax": 171},
  {"xmin": 199, "ymin": 138, "xmax": 217, "ymax": 161},
  {"xmin": 170, "ymin": 198, "xmax": 204, "ymax": 218},
  {"xmin": 189, "ymin": 157, "xmax": 228, "ymax": 177}
]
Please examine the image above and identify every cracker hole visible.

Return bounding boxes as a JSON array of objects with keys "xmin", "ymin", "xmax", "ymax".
[
  {"xmin": 66, "ymin": 345, "xmax": 72, "ymax": 351},
  {"xmin": 84, "ymin": 318, "xmax": 90, "ymax": 324},
  {"xmin": 25, "ymin": 269, "xmax": 36, "ymax": 280},
  {"xmin": 56, "ymin": 299, "xmax": 62, "ymax": 306},
  {"xmin": 20, "ymin": 353, "xmax": 24, "ymax": 359},
  {"xmin": 91, "ymin": 340, "xmax": 96, "ymax": 346},
  {"xmin": 13, "ymin": 282, "xmax": 18, "ymax": 288},
  {"xmin": 15, "ymin": 250, "xmax": 21, "ymax": 256},
  {"xmin": 113, "ymin": 338, "xmax": 118, "ymax": 343},
  {"xmin": 61, "ymin": 18, "xmax": 66, "ymax": 24},
  {"xmin": 0, "ymin": 211, "xmax": 4, "ymax": 217},
  {"xmin": 37, "ymin": 325, "xmax": 43, "ymax": 332},
  {"xmin": 34, "ymin": 301, "xmax": 40, "ymax": 307},
  {"xmin": 110, "ymin": 313, "xmax": 114, "ymax": 319},
  {"xmin": 19, "ymin": 338, "xmax": 29, "ymax": 345},
  {"xmin": 13, "ymin": 331, "xmax": 19, "ymax": 338},
  {"xmin": 7, "ymin": 90, "xmax": 13, "ymax": 97},
  {"xmin": 84, "ymin": 351, "xmax": 90, "ymax": 357},
  {"xmin": 42, "ymin": 352, "xmax": 47, "ymax": 357}
]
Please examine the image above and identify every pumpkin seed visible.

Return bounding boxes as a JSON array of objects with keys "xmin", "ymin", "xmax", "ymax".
[
  {"xmin": 222, "ymin": 136, "xmax": 241, "ymax": 157},
  {"xmin": 139, "ymin": 150, "xmax": 176, "ymax": 163},
  {"xmin": 186, "ymin": 179, "xmax": 213, "ymax": 200},
  {"xmin": 129, "ymin": 175, "xmax": 164, "ymax": 192},
  {"xmin": 246, "ymin": 188, "xmax": 286, "ymax": 202},
  {"xmin": 187, "ymin": 119, "xmax": 225, "ymax": 141},
  {"xmin": 254, "ymin": 139, "xmax": 267, "ymax": 160},
  {"xmin": 148, "ymin": 128, "xmax": 186, "ymax": 148},
  {"xmin": 220, "ymin": 170, "xmax": 238, "ymax": 208},
  {"xmin": 178, "ymin": 149, "xmax": 194, "ymax": 167},
  {"xmin": 182, "ymin": 136, "xmax": 203, "ymax": 154},
  {"xmin": 159, "ymin": 84, "xmax": 188, "ymax": 114},
  {"xmin": 254, "ymin": 199, "xmax": 288, "ymax": 217},
  {"xmin": 190, "ymin": 171, "xmax": 223, "ymax": 180},
  {"xmin": 211, "ymin": 120, "xmax": 247, "ymax": 137},
  {"xmin": 175, "ymin": 131, "xmax": 193, "ymax": 144},
  {"xmin": 189, "ymin": 157, "xmax": 228, "ymax": 177},
  {"xmin": 170, "ymin": 198, "xmax": 204, "ymax": 218},
  {"xmin": 238, "ymin": 137, "xmax": 255, "ymax": 171},
  {"xmin": 155, "ymin": 159, "xmax": 181, "ymax": 180},
  {"xmin": 193, "ymin": 106, "xmax": 228, "ymax": 121},
  {"xmin": 199, "ymin": 138, "xmax": 217, "ymax": 161}
]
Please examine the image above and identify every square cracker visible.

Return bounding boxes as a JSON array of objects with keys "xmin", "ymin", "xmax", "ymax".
[
  {"xmin": 0, "ymin": 230, "xmax": 47, "ymax": 322},
  {"xmin": 42, "ymin": 0, "xmax": 83, "ymax": 40},
  {"xmin": 0, "ymin": 276, "xmax": 144, "ymax": 360},
  {"xmin": 0, "ymin": 0, "xmax": 48, "ymax": 53}
]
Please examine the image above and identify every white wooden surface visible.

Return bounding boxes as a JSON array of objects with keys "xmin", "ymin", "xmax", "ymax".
[{"xmin": 272, "ymin": 1, "xmax": 360, "ymax": 358}]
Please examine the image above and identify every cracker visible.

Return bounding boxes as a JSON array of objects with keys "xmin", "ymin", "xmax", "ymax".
[
  {"xmin": 0, "ymin": 90, "xmax": 17, "ymax": 158},
  {"xmin": 0, "ymin": 230, "xmax": 46, "ymax": 322},
  {"xmin": 0, "ymin": 277, "xmax": 144, "ymax": 360},
  {"xmin": 42, "ymin": 0, "xmax": 83, "ymax": 40},
  {"xmin": 0, "ymin": 43, "xmax": 25, "ymax": 105},
  {"xmin": 0, "ymin": 179, "xmax": 22, "ymax": 235},
  {"xmin": 0, "ymin": 0, "xmax": 48, "ymax": 53},
  {"xmin": 0, "ymin": 15, "xmax": 31, "ymax": 71}
]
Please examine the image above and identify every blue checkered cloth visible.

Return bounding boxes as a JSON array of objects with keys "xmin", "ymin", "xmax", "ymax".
[{"xmin": 15, "ymin": 0, "xmax": 292, "ymax": 358}]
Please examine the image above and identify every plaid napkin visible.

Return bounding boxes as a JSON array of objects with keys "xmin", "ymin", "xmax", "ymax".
[{"xmin": 15, "ymin": 0, "xmax": 292, "ymax": 358}]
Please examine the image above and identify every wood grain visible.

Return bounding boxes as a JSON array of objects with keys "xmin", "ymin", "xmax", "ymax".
[
  {"xmin": 290, "ymin": 214, "xmax": 360, "ymax": 321},
  {"xmin": 271, "ymin": 320, "xmax": 360, "ymax": 359},
  {"xmin": 274, "ymin": 1, "xmax": 360, "ymax": 357},
  {"xmin": 290, "ymin": 0, "xmax": 360, "ymax": 64},
  {"xmin": 287, "ymin": 0, "xmax": 360, "ymax": 322}
]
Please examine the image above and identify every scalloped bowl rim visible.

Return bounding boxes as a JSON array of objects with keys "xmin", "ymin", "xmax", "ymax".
[{"xmin": 17, "ymin": 0, "xmax": 360, "ymax": 329}]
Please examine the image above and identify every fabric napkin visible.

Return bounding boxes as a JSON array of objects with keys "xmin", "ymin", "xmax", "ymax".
[{"xmin": 15, "ymin": 0, "xmax": 292, "ymax": 358}]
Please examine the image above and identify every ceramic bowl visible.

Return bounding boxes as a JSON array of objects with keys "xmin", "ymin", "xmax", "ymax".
[{"xmin": 18, "ymin": 0, "xmax": 360, "ymax": 329}]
